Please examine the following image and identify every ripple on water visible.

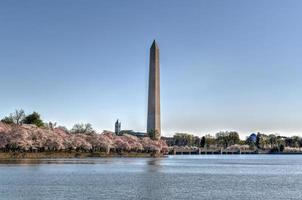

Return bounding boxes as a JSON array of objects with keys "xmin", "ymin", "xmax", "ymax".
[{"xmin": 1, "ymin": 155, "xmax": 302, "ymax": 200}]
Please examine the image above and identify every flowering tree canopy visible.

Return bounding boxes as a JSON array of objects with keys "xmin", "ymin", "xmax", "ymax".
[{"xmin": 0, "ymin": 122, "xmax": 168, "ymax": 154}]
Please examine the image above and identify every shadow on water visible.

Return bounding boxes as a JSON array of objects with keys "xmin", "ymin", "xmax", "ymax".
[
  {"xmin": 132, "ymin": 158, "xmax": 166, "ymax": 200},
  {"xmin": 0, "ymin": 157, "xmax": 166, "ymax": 166},
  {"xmin": 146, "ymin": 158, "xmax": 163, "ymax": 172},
  {"xmin": 0, "ymin": 158, "xmax": 117, "ymax": 165}
]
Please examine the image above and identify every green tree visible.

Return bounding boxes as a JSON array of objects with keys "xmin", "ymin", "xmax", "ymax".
[
  {"xmin": 268, "ymin": 134, "xmax": 277, "ymax": 148},
  {"xmin": 22, "ymin": 112, "xmax": 44, "ymax": 127},
  {"xmin": 215, "ymin": 131, "xmax": 240, "ymax": 148},
  {"xmin": 194, "ymin": 136, "xmax": 201, "ymax": 146},
  {"xmin": 279, "ymin": 144, "xmax": 285, "ymax": 152},
  {"xmin": 1, "ymin": 116, "xmax": 14, "ymax": 124},
  {"xmin": 173, "ymin": 133, "xmax": 197, "ymax": 146},
  {"xmin": 200, "ymin": 136, "xmax": 206, "ymax": 147},
  {"xmin": 228, "ymin": 131, "xmax": 240, "ymax": 146},
  {"xmin": 216, "ymin": 132, "xmax": 228, "ymax": 148},
  {"xmin": 1, "ymin": 109, "xmax": 25, "ymax": 125},
  {"xmin": 256, "ymin": 132, "xmax": 269, "ymax": 149},
  {"xmin": 149, "ymin": 129, "xmax": 160, "ymax": 140},
  {"xmin": 204, "ymin": 134, "xmax": 216, "ymax": 148}
]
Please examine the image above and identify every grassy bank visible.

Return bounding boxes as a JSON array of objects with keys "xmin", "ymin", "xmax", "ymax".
[{"xmin": 0, "ymin": 151, "xmax": 156, "ymax": 159}]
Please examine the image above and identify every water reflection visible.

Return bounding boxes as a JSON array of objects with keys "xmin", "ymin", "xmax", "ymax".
[
  {"xmin": 137, "ymin": 158, "xmax": 166, "ymax": 200},
  {"xmin": 146, "ymin": 158, "xmax": 162, "ymax": 171},
  {"xmin": 0, "ymin": 158, "xmax": 116, "ymax": 165},
  {"xmin": 2, "ymin": 156, "xmax": 302, "ymax": 199},
  {"xmin": 0, "ymin": 157, "xmax": 164, "ymax": 166}
]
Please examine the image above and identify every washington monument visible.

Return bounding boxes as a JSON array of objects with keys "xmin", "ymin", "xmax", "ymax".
[{"xmin": 147, "ymin": 40, "xmax": 161, "ymax": 138}]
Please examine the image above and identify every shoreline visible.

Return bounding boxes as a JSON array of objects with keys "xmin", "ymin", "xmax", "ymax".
[
  {"xmin": 1, "ymin": 151, "xmax": 302, "ymax": 160},
  {"xmin": 0, "ymin": 152, "xmax": 162, "ymax": 159}
]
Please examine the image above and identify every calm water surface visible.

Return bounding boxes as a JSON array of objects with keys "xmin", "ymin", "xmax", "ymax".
[{"xmin": 1, "ymin": 155, "xmax": 302, "ymax": 200}]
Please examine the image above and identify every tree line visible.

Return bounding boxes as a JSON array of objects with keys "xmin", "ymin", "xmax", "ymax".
[
  {"xmin": 171, "ymin": 131, "xmax": 240, "ymax": 148},
  {"xmin": 0, "ymin": 109, "xmax": 169, "ymax": 154},
  {"xmin": 168, "ymin": 131, "xmax": 302, "ymax": 152},
  {"xmin": 1, "ymin": 109, "xmax": 95, "ymax": 134}
]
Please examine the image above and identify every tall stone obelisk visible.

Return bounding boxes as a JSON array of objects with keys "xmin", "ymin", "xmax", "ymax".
[{"xmin": 147, "ymin": 40, "xmax": 161, "ymax": 139}]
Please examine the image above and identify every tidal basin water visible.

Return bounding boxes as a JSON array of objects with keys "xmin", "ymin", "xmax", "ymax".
[{"xmin": 1, "ymin": 155, "xmax": 302, "ymax": 200}]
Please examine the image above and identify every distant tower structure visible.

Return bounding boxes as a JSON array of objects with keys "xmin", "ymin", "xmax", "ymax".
[
  {"xmin": 147, "ymin": 40, "xmax": 161, "ymax": 139},
  {"xmin": 115, "ymin": 119, "xmax": 121, "ymax": 135}
]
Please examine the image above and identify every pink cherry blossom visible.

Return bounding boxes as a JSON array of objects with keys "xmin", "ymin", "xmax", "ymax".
[{"xmin": 0, "ymin": 122, "xmax": 168, "ymax": 154}]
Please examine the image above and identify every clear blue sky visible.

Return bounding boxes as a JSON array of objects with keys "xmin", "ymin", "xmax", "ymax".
[{"xmin": 1, "ymin": 0, "xmax": 302, "ymax": 137}]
